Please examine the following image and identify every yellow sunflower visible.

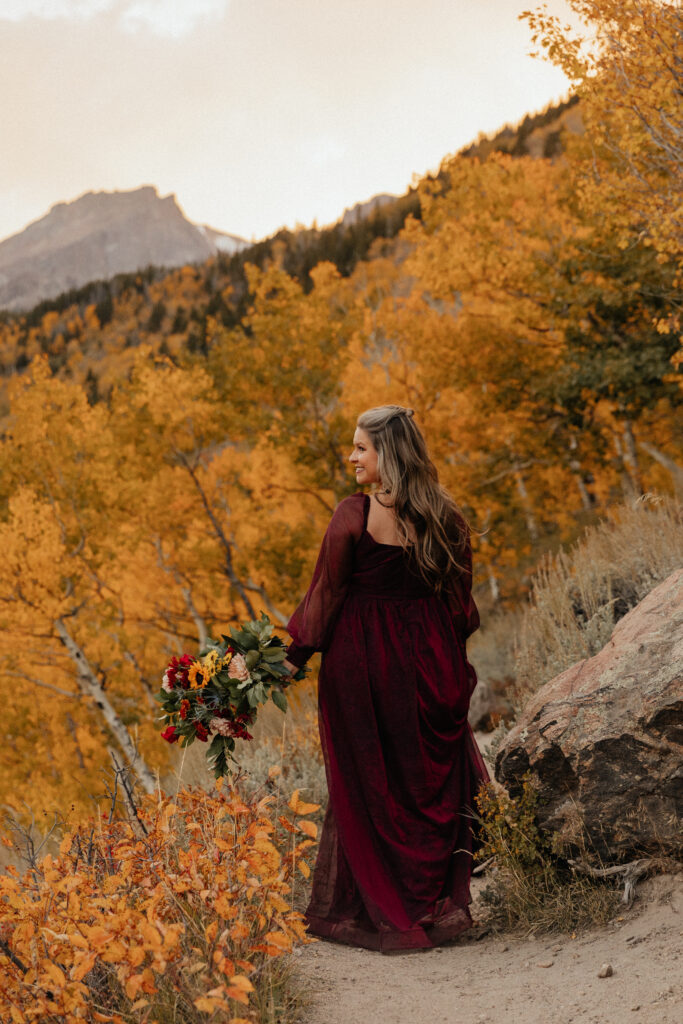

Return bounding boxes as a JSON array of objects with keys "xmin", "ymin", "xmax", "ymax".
[
  {"xmin": 202, "ymin": 649, "xmax": 223, "ymax": 677},
  {"xmin": 188, "ymin": 661, "xmax": 210, "ymax": 689}
]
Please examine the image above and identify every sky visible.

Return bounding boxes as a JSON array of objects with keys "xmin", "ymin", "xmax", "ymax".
[{"xmin": 0, "ymin": 0, "xmax": 579, "ymax": 244}]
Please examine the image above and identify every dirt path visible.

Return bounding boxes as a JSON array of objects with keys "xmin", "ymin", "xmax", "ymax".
[{"xmin": 293, "ymin": 874, "xmax": 681, "ymax": 1024}]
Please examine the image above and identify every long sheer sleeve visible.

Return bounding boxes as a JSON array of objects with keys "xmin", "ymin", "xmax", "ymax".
[
  {"xmin": 443, "ymin": 528, "xmax": 480, "ymax": 640},
  {"xmin": 286, "ymin": 494, "xmax": 364, "ymax": 669}
]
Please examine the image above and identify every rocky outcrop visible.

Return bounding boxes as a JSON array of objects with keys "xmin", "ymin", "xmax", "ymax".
[
  {"xmin": 0, "ymin": 186, "xmax": 248, "ymax": 312},
  {"xmin": 495, "ymin": 569, "xmax": 683, "ymax": 860}
]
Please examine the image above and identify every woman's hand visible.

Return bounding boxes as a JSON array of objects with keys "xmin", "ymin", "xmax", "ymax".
[{"xmin": 282, "ymin": 658, "xmax": 298, "ymax": 677}]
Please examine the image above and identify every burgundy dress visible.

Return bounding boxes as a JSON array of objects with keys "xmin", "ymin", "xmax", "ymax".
[{"xmin": 286, "ymin": 492, "xmax": 489, "ymax": 953}]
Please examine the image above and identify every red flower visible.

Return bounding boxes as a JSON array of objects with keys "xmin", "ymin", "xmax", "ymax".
[
  {"xmin": 179, "ymin": 699, "xmax": 191, "ymax": 720},
  {"xmin": 195, "ymin": 723, "xmax": 209, "ymax": 742},
  {"xmin": 161, "ymin": 725, "xmax": 180, "ymax": 744},
  {"xmin": 233, "ymin": 724, "xmax": 253, "ymax": 740},
  {"xmin": 180, "ymin": 653, "xmax": 193, "ymax": 667}
]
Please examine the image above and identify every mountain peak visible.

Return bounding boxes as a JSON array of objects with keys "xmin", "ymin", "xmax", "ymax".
[{"xmin": 0, "ymin": 186, "xmax": 248, "ymax": 312}]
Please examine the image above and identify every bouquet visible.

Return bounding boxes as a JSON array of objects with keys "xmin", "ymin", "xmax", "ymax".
[{"xmin": 157, "ymin": 613, "xmax": 302, "ymax": 778}]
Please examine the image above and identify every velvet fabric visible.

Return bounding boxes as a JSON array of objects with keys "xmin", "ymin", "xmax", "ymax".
[{"xmin": 287, "ymin": 492, "xmax": 489, "ymax": 953}]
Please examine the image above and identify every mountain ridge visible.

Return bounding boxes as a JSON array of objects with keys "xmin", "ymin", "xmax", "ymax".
[{"xmin": 0, "ymin": 186, "xmax": 249, "ymax": 312}]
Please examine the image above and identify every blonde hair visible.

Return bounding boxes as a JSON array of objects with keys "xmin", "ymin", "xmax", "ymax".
[{"xmin": 356, "ymin": 405, "xmax": 468, "ymax": 590}]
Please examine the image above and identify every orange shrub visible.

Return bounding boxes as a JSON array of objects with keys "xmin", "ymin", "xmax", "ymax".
[{"xmin": 0, "ymin": 784, "xmax": 317, "ymax": 1022}]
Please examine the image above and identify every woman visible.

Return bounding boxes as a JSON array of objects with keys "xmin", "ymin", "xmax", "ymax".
[{"xmin": 283, "ymin": 405, "xmax": 489, "ymax": 953}]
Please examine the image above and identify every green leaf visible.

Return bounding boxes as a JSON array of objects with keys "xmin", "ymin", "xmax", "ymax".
[
  {"xmin": 271, "ymin": 689, "xmax": 288, "ymax": 713},
  {"xmin": 262, "ymin": 647, "xmax": 285, "ymax": 662},
  {"xmin": 207, "ymin": 734, "xmax": 224, "ymax": 757}
]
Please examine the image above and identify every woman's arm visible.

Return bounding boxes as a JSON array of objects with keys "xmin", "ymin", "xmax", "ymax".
[
  {"xmin": 443, "ymin": 528, "xmax": 480, "ymax": 640},
  {"xmin": 285, "ymin": 495, "xmax": 364, "ymax": 669}
]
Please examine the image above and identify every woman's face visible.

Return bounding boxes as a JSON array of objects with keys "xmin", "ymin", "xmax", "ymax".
[{"xmin": 349, "ymin": 427, "xmax": 380, "ymax": 486}]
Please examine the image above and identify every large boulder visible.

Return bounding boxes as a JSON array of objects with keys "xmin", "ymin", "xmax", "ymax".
[{"xmin": 495, "ymin": 569, "xmax": 683, "ymax": 860}]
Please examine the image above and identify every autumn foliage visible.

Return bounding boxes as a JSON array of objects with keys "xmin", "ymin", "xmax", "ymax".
[{"xmin": 0, "ymin": 783, "xmax": 318, "ymax": 1022}]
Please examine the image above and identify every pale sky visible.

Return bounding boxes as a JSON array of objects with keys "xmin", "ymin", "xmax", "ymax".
[{"xmin": 0, "ymin": 0, "xmax": 578, "ymax": 243}]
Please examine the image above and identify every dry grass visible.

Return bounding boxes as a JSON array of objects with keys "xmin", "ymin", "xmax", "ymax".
[
  {"xmin": 474, "ymin": 778, "xmax": 622, "ymax": 935},
  {"xmin": 513, "ymin": 495, "xmax": 683, "ymax": 708}
]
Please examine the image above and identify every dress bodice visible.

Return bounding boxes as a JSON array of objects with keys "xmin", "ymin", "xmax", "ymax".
[
  {"xmin": 286, "ymin": 491, "xmax": 479, "ymax": 668},
  {"xmin": 349, "ymin": 523, "xmax": 436, "ymax": 601}
]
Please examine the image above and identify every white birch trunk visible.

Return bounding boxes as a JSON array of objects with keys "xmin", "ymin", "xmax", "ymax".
[{"xmin": 55, "ymin": 619, "xmax": 157, "ymax": 794}]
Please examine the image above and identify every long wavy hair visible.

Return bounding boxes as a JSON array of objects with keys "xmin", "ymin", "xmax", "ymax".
[{"xmin": 356, "ymin": 405, "xmax": 469, "ymax": 591}]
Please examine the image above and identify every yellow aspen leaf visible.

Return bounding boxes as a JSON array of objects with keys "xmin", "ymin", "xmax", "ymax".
[
  {"xmin": 228, "ymin": 974, "xmax": 254, "ymax": 994},
  {"xmin": 127, "ymin": 946, "xmax": 146, "ymax": 968},
  {"xmin": 139, "ymin": 922, "xmax": 162, "ymax": 949},
  {"xmin": 70, "ymin": 951, "xmax": 97, "ymax": 982},
  {"xmin": 140, "ymin": 967, "xmax": 157, "ymax": 994},
  {"xmin": 10, "ymin": 1007, "xmax": 26, "ymax": 1023},
  {"xmin": 278, "ymin": 815, "xmax": 298, "ymax": 834},
  {"xmin": 263, "ymin": 931, "xmax": 291, "ymax": 952},
  {"xmin": 298, "ymin": 860, "xmax": 311, "ymax": 879},
  {"xmin": 235, "ymin": 959, "xmax": 253, "ymax": 972},
  {"xmin": 268, "ymin": 894, "xmax": 290, "ymax": 912},
  {"xmin": 100, "ymin": 939, "xmax": 128, "ymax": 963},
  {"xmin": 41, "ymin": 959, "xmax": 66, "ymax": 988},
  {"xmin": 288, "ymin": 790, "xmax": 319, "ymax": 816},
  {"xmin": 214, "ymin": 894, "xmax": 238, "ymax": 919},
  {"xmin": 131, "ymin": 1000, "xmax": 149, "ymax": 1011},
  {"xmin": 298, "ymin": 820, "xmax": 317, "ymax": 839},
  {"xmin": 225, "ymin": 987, "xmax": 251, "ymax": 1006},
  {"xmin": 194, "ymin": 996, "xmax": 230, "ymax": 1012},
  {"xmin": 124, "ymin": 973, "xmax": 146, "ymax": 1000},
  {"xmin": 82, "ymin": 925, "xmax": 111, "ymax": 949},
  {"xmin": 205, "ymin": 920, "xmax": 218, "ymax": 942}
]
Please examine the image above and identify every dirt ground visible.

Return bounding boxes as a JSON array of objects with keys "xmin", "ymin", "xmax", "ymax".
[{"xmin": 293, "ymin": 873, "xmax": 682, "ymax": 1024}]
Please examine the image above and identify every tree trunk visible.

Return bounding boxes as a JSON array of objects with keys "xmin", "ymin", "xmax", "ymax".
[
  {"xmin": 55, "ymin": 619, "xmax": 157, "ymax": 794},
  {"xmin": 180, "ymin": 585, "xmax": 209, "ymax": 647},
  {"xmin": 638, "ymin": 441, "xmax": 683, "ymax": 502},
  {"xmin": 621, "ymin": 418, "xmax": 643, "ymax": 496},
  {"xmin": 613, "ymin": 430, "xmax": 639, "ymax": 500},
  {"xmin": 514, "ymin": 468, "xmax": 539, "ymax": 541},
  {"xmin": 567, "ymin": 436, "xmax": 595, "ymax": 510}
]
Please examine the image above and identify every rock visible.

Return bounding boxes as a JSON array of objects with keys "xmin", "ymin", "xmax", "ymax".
[
  {"xmin": 537, "ymin": 960, "xmax": 554, "ymax": 968},
  {"xmin": 597, "ymin": 963, "xmax": 613, "ymax": 978},
  {"xmin": 495, "ymin": 570, "xmax": 683, "ymax": 859}
]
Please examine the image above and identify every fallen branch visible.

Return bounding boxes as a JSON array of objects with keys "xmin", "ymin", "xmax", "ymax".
[
  {"xmin": 568, "ymin": 857, "xmax": 653, "ymax": 905},
  {"xmin": 472, "ymin": 856, "xmax": 495, "ymax": 876}
]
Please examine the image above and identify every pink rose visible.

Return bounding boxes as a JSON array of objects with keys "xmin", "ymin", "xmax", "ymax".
[{"xmin": 229, "ymin": 653, "xmax": 250, "ymax": 682}]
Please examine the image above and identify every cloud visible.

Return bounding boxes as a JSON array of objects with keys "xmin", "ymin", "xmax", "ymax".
[
  {"xmin": 119, "ymin": 0, "xmax": 230, "ymax": 38},
  {"xmin": 0, "ymin": 0, "xmax": 231, "ymax": 36}
]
